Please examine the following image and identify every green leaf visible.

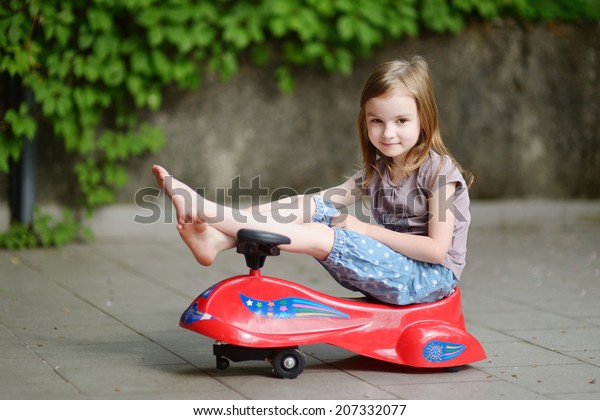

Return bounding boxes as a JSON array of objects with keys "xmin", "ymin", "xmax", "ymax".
[
  {"xmin": 0, "ymin": 130, "xmax": 24, "ymax": 173},
  {"xmin": 151, "ymin": 49, "xmax": 171, "ymax": 80},
  {"xmin": 126, "ymin": 74, "xmax": 144, "ymax": 98},
  {"xmin": 421, "ymin": 0, "xmax": 465, "ymax": 33},
  {"xmin": 268, "ymin": 17, "xmax": 289, "ymax": 37},
  {"xmin": 140, "ymin": 124, "xmax": 165, "ymax": 153},
  {"xmin": 93, "ymin": 34, "xmax": 119, "ymax": 60},
  {"xmin": 130, "ymin": 51, "xmax": 151, "ymax": 75},
  {"xmin": 190, "ymin": 23, "xmax": 216, "ymax": 47},
  {"xmin": 303, "ymin": 42, "xmax": 326, "ymax": 59},
  {"xmin": 53, "ymin": 24, "xmax": 71, "ymax": 47},
  {"xmin": 166, "ymin": 26, "xmax": 193, "ymax": 52},
  {"xmin": 55, "ymin": 120, "xmax": 78, "ymax": 150},
  {"xmin": 146, "ymin": 88, "xmax": 162, "ymax": 111},
  {"xmin": 148, "ymin": 25, "xmax": 164, "ymax": 46},
  {"xmin": 104, "ymin": 163, "xmax": 128, "ymax": 188},
  {"xmin": 218, "ymin": 51, "xmax": 238, "ymax": 80},
  {"xmin": 172, "ymin": 58, "xmax": 197, "ymax": 86},
  {"xmin": 102, "ymin": 59, "xmax": 125, "ymax": 87},
  {"xmin": 4, "ymin": 103, "xmax": 36, "ymax": 139},
  {"xmin": 275, "ymin": 66, "xmax": 294, "ymax": 93},
  {"xmin": 355, "ymin": 20, "xmax": 381, "ymax": 48},
  {"xmin": 336, "ymin": 15, "xmax": 355, "ymax": 41},
  {"xmin": 83, "ymin": 56, "xmax": 101, "ymax": 82},
  {"xmin": 136, "ymin": 8, "xmax": 161, "ymax": 27},
  {"xmin": 88, "ymin": 8, "xmax": 113, "ymax": 32},
  {"xmin": 7, "ymin": 13, "xmax": 25, "ymax": 44},
  {"xmin": 73, "ymin": 86, "xmax": 96, "ymax": 110}
]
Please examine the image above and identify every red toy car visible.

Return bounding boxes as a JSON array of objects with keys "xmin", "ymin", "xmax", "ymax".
[{"xmin": 180, "ymin": 229, "xmax": 486, "ymax": 378}]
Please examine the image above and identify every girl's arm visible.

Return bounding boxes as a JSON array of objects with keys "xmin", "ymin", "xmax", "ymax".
[
  {"xmin": 316, "ymin": 176, "xmax": 363, "ymax": 209},
  {"xmin": 332, "ymin": 182, "xmax": 457, "ymax": 264}
]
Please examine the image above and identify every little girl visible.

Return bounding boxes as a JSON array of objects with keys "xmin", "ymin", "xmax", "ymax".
[{"xmin": 152, "ymin": 56, "xmax": 471, "ymax": 306}]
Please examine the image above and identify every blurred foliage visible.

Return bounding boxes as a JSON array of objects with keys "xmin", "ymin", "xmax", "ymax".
[
  {"xmin": 0, "ymin": 207, "xmax": 81, "ymax": 249},
  {"xmin": 0, "ymin": 0, "xmax": 598, "ymax": 247}
]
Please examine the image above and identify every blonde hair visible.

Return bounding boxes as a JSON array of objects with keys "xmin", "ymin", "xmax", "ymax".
[{"xmin": 357, "ymin": 56, "xmax": 472, "ymax": 189}]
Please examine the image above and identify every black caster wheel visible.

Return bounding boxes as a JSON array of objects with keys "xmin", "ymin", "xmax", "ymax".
[
  {"xmin": 272, "ymin": 347, "xmax": 305, "ymax": 379},
  {"xmin": 446, "ymin": 365, "xmax": 464, "ymax": 373},
  {"xmin": 216, "ymin": 356, "xmax": 230, "ymax": 370}
]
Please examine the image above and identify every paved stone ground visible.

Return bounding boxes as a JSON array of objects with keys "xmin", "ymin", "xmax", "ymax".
[{"xmin": 1, "ymin": 201, "xmax": 600, "ymax": 400}]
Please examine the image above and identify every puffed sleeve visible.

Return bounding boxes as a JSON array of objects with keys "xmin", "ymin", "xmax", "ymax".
[{"xmin": 418, "ymin": 152, "xmax": 467, "ymax": 196}]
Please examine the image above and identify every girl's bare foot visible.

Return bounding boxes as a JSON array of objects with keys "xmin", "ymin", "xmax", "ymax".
[
  {"xmin": 178, "ymin": 220, "xmax": 234, "ymax": 266},
  {"xmin": 152, "ymin": 164, "xmax": 235, "ymax": 265}
]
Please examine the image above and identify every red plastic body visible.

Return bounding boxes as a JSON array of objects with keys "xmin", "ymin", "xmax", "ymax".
[{"xmin": 180, "ymin": 269, "xmax": 486, "ymax": 369}]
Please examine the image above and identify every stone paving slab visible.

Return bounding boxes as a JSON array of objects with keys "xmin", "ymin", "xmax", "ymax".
[{"xmin": 1, "ymin": 201, "xmax": 600, "ymax": 401}]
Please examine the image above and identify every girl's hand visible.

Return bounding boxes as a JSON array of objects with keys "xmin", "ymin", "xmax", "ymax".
[{"xmin": 331, "ymin": 213, "xmax": 369, "ymax": 236}]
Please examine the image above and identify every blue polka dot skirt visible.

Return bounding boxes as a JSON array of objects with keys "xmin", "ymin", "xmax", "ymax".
[{"xmin": 311, "ymin": 197, "xmax": 457, "ymax": 305}]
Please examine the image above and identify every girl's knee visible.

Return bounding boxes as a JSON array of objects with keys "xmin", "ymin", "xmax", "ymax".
[{"xmin": 306, "ymin": 223, "xmax": 335, "ymax": 260}]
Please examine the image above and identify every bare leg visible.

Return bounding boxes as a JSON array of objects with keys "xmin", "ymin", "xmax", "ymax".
[
  {"xmin": 152, "ymin": 165, "xmax": 335, "ymax": 260},
  {"xmin": 240, "ymin": 194, "xmax": 316, "ymax": 225}
]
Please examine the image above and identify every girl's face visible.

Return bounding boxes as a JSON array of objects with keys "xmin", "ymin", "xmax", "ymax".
[{"xmin": 364, "ymin": 87, "xmax": 421, "ymax": 165}]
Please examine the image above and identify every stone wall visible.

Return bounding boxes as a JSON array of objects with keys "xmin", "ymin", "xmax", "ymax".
[{"xmin": 2, "ymin": 19, "xmax": 599, "ymax": 207}]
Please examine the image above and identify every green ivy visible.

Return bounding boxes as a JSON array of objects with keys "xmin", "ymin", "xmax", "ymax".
[
  {"xmin": 0, "ymin": 0, "xmax": 598, "ymax": 248},
  {"xmin": 0, "ymin": 207, "xmax": 81, "ymax": 249}
]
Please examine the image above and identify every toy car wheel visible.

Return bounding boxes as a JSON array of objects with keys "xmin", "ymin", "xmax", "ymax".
[
  {"xmin": 216, "ymin": 356, "xmax": 230, "ymax": 370},
  {"xmin": 272, "ymin": 347, "xmax": 305, "ymax": 379}
]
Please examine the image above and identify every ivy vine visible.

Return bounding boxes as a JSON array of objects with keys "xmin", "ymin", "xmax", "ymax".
[{"xmin": 1, "ymin": 0, "xmax": 598, "ymax": 249}]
